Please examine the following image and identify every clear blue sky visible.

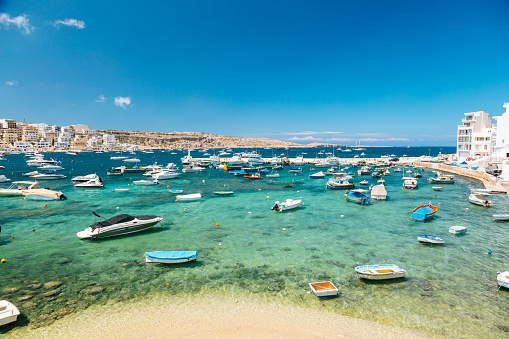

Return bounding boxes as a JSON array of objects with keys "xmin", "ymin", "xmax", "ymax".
[{"xmin": 1, "ymin": 0, "xmax": 508, "ymax": 146}]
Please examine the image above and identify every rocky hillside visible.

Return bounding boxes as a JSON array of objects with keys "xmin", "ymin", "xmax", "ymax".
[{"xmin": 97, "ymin": 130, "xmax": 303, "ymax": 149}]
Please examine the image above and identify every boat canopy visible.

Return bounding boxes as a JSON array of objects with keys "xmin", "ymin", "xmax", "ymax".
[{"xmin": 91, "ymin": 214, "xmax": 135, "ymax": 229}]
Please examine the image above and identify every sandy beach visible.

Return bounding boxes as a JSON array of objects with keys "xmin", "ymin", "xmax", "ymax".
[{"xmin": 6, "ymin": 293, "xmax": 432, "ymax": 339}]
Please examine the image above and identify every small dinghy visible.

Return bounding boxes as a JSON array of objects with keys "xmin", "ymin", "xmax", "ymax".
[
  {"xmin": 212, "ymin": 191, "xmax": 234, "ymax": 196},
  {"xmin": 497, "ymin": 271, "xmax": 509, "ymax": 289},
  {"xmin": 134, "ymin": 179, "xmax": 159, "ymax": 185},
  {"xmin": 417, "ymin": 235, "xmax": 445, "ymax": 244},
  {"xmin": 411, "ymin": 204, "xmax": 437, "ymax": 221},
  {"xmin": 271, "ymin": 198, "xmax": 301, "ymax": 211},
  {"xmin": 309, "ymin": 281, "xmax": 338, "ymax": 297},
  {"xmin": 493, "ymin": 214, "xmax": 509, "ymax": 221},
  {"xmin": 0, "ymin": 300, "xmax": 20, "ymax": 326},
  {"xmin": 449, "ymin": 225, "xmax": 467, "ymax": 234},
  {"xmin": 145, "ymin": 251, "xmax": 197, "ymax": 264},
  {"xmin": 169, "ymin": 189, "xmax": 184, "ymax": 194},
  {"xmin": 469, "ymin": 193, "xmax": 492, "ymax": 207},
  {"xmin": 114, "ymin": 188, "xmax": 129, "ymax": 192},
  {"xmin": 176, "ymin": 193, "xmax": 202, "ymax": 201},
  {"xmin": 355, "ymin": 264, "xmax": 406, "ymax": 280}
]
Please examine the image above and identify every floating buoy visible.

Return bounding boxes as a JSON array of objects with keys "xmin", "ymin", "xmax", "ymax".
[
  {"xmin": 116, "ymin": 207, "xmax": 119, "ymax": 210},
  {"xmin": 266, "ymin": 196, "xmax": 269, "ymax": 199},
  {"xmin": 71, "ymin": 160, "xmax": 74, "ymax": 163},
  {"xmin": 216, "ymin": 223, "xmax": 219, "ymax": 228},
  {"xmin": 355, "ymin": 262, "xmax": 359, "ymax": 266},
  {"xmin": 1, "ymin": 258, "xmax": 6, "ymax": 263},
  {"xmin": 32, "ymin": 229, "xmax": 35, "ymax": 232},
  {"xmin": 134, "ymin": 259, "xmax": 138, "ymax": 264},
  {"xmin": 340, "ymin": 215, "xmax": 344, "ymax": 218},
  {"xmin": 11, "ymin": 236, "xmax": 14, "ymax": 239},
  {"xmin": 248, "ymin": 211, "xmax": 251, "ymax": 214},
  {"xmin": 488, "ymin": 250, "xmax": 493, "ymax": 255},
  {"xmin": 202, "ymin": 180, "xmax": 205, "ymax": 182},
  {"xmin": 282, "ymin": 228, "xmax": 286, "ymax": 231},
  {"xmin": 219, "ymin": 243, "xmax": 222, "ymax": 247},
  {"xmin": 184, "ymin": 208, "xmax": 187, "ymax": 211},
  {"xmin": 167, "ymin": 185, "xmax": 170, "ymax": 188},
  {"xmin": 44, "ymin": 204, "xmax": 47, "ymax": 207},
  {"xmin": 321, "ymin": 222, "xmax": 323, "ymax": 225},
  {"xmin": 466, "ymin": 208, "xmax": 469, "ymax": 210}
]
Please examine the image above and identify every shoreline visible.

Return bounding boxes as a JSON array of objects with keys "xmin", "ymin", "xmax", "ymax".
[{"xmin": 4, "ymin": 293, "xmax": 433, "ymax": 339}]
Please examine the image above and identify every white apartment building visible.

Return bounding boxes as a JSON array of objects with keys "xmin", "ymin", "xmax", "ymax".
[
  {"xmin": 13, "ymin": 141, "xmax": 34, "ymax": 152},
  {"xmin": 102, "ymin": 134, "xmax": 116, "ymax": 149},
  {"xmin": 457, "ymin": 111, "xmax": 493, "ymax": 161},
  {"xmin": 493, "ymin": 103, "xmax": 509, "ymax": 157},
  {"xmin": 35, "ymin": 140, "xmax": 51, "ymax": 150}
]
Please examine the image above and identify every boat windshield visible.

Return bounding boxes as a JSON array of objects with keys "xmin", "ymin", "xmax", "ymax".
[{"xmin": 91, "ymin": 214, "xmax": 135, "ymax": 230}]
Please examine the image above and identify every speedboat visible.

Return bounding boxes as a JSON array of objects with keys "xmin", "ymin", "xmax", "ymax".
[
  {"xmin": 0, "ymin": 300, "xmax": 20, "ymax": 326},
  {"xmin": 74, "ymin": 177, "xmax": 104, "ymax": 188},
  {"xmin": 309, "ymin": 171, "xmax": 326, "ymax": 179},
  {"xmin": 23, "ymin": 188, "xmax": 66, "ymax": 201},
  {"xmin": 359, "ymin": 180, "xmax": 369, "ymax": 185},
  {"xmin": 0, "ymin": 175, "xmax": 11, "ymax": 183},
  {"xmin": 0, "ymin": 181, "xmax": 38, "ymax": 196},
  {"xmin": 152, "ymin": 171, "xmax": 181, "ymax": 180},
  {"xmin": 38, "ymin": 164, "xmax": 63, "ymax": 171},
  {"xmin": 469, "ymin": 193, "xmax": 492, "ymax": 207},
  {"xmin": 123, "ymin": 158, "xmax": 141, "ymax": 163},
  {"xmin": 244, "ymin": 173, "xmax": 262, "ymax": 180},
  {"xmin": 355, "ymin": 264, "xmax": 406, "ymax": 280},
  {"xmin": 30, "ymin": 172, "xmax": 66, "ymax": 180},
  {"xmin": 145, "ymin": 251, "xmax": 197, "ymax": 264},
  {"xmin": 411, "ymin": 204, "xmax": 437, "ymax": 221},
  {"xmin": 181, "ymin": 166, "xmax": 203, "ymax": 173},
  {"xmin": 493, "ymin": 215, "xmax": 509, "ymax": 221},
  {"xmin": 271, "ymin": 198, "xmax": 302, "ymax": 211},
  {"xmin": 417, "ymin": 235, "xmax": 445, "ymax": 244},
  {"xmin": 265, "ymin": 171, "xmax": 280, "ymax": 178},
  {"xmin": 134, "ymin": 179, "xmax": 159, "ymax": 185},
  {"xmin": 77, "ymin": 212, "xmax": 164, "ymax": 239},
  {"xmin": 71, "ymin": 173, "xmax": 99, "ymax": 182}
]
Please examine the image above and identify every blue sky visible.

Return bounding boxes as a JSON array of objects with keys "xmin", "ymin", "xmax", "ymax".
[{"xmin": 1, "ymin": 0, "xmax": 508, "ymax": 146}]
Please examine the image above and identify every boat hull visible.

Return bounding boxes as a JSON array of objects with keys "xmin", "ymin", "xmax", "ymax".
[
  {"xmin": 497, "ymin": 272, "xmax": 509, "ymax": 289},
  {"xmin": 145, "ymin": 251, "xmax": 197, "ymax": 264},
  {"xmin": 0, "ymin": 300, "xmax": 20, "ymax": 326},
  {"xmin": 309, "ymin": 281, "xmax": 338, "ymax": 297},
  {"xmin": 355, "ymin": 264, "xmax": 406, "ymax": 280},
  {"xmin": 417, "ymin": 235, "xmax": 444, "ymax": 244},
  {"xmin": 77, "ymin": 217, "xmax": 163, "ymax": 239}
]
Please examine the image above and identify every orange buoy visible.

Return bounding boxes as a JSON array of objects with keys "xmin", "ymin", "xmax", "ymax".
[
  {"xmin": 1, "ymin": 258, "xmax": 6, "ymax": 263},
  {"xmin": 167, "ymin": 185, "xmax": 170, "ymax": 188},
  {"xmin": 71, "ymin": 160, "xmax": 74, "ymax": 163},
  {"xmin": 44, "ymin": 204, "xmax": 47, "ymax": 207},
  {"xmin": 216, "ymin": 223, "xmax": 219, "ymax": 228},
  {"xmin": 184, "ymin": 208, "xmax": 187, "ymax": 211},
  {"xmin": 321, "ymin": 222, "xmax": 323, "ymax": 225}
]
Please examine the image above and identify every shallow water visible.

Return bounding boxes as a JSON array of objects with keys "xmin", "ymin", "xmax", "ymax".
[{"xmin": 1, "ymin": 147, "xmax": 509, "ymax": 337}]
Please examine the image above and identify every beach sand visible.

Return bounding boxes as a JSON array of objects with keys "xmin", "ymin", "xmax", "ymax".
[{"xmin": 7, "ymin": 293, "xmax": 432, "ymax": 339}]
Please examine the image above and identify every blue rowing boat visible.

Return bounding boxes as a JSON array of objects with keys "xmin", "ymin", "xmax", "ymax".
[
  {"xmin": 344, "ymin": 190, "xmax": 369, "ymax": 205},
  {"xmin": 145, "ymin": 251, "xmax": 197, "ymax": 264},
  {"xmin": 411, "ymin": 204, "xmax": 437, "ymax": 221}
]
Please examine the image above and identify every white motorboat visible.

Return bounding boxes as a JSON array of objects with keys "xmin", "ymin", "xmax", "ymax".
[
  {"xmin": 0, "ymin": 181, "xmax": 38, "ymax": 196},
  {"xmin": 0, "ymin": 300, "xmax": 20, "ymax": 326},
  {"xmin": 74, "ymin": 177, "xmax": 104, "ymax": 188},
  {"xmin": 176, "ymin": 193, "xmax": 202, "ymax": 201},
  {"xmin": 359, "ymin": 180, "xmax": 369, "ymax": 185},
  {"xmin": 114, "ymin": 188, "xmax": 129, "ymax": 192},
  {"xmin": 152, "ymin": 171, "xmax": 181, "ymax": 180},
  {"xmin": 292, "ymin": 156, "xmax": 306, "ymax": 166},
  {"xmin": 134, "ymin": 179, "xmax": 159, "ymax": 185},
  {"xmin": 228, "ymin": 154, "xmax": 243, "ymax": 166},
  {"xmin": 23, "ymin": 188, "xmax": 66, "ymax": 201},
  {"xmin": 181, "ymin": 149, "xmax": 193, "ymax": 165},
  {"xmin": 493, "ymin": 215, "xmax": 509, "ymax": 221},
  {"xmin": 30, "ymin": 172, "xmax": 66, "ymax": 180},
  {"xmin": 266, "ymin": 171, "xmax": 280, "ymax": 178},
  {"xmin": 71, "ymin": 173, "xmax": 99, "ymax": 182},
  {"xmin": 38, "ymin": 164, "xmax": 63, "ymax": 171},
  {"xmin": 497, "ymin": 271, "xmax": 509, "ymax": 289},
  {"xmin": 0, "ymin": 175, "xmax": 11, "ymax": 183},
  {"xmin": 371, "ymin": 184, "xmax": 387, "ymax": 200},
  {"xmin": 402, "ymin": 177, "xmax": 418, "ymax": 189},
  {"xmin": 77, "ymin": 212, "xmax": 164, "ymax": 239},
  {"xmin": 123, "ymin": 158, "xmax": 141, "ymax": 163},
  {"xmin": 110, "ymin": 156, "xmax": 128, "ymax": 160},
  {"xmin": 271, "ymin": 198, "xmax": 302, "ymax": 212},
  {"xmin": 182, "ymin": 166, "xmax": 203, "ymax": 173},
  {"xmin": 394, "ymin": 168, "xmax": 402, "ymax": 172},
  {"xmin": 469, "ymin": 193, "xmax": 492, "ymax": 207},
  {"xmin": 432, "ymin": 186, "xmax": 442, "ymax": 191},
  {"xmin": 309, "ymin": 171, "xmax": 326, "ymax": 179},
  {"xmin": 417, "ymin": 235, "xmax": 445, "ymax": 244},
  {"xmin": 355, "ymin": 264, "xmax": 406, "ymax": 280}
]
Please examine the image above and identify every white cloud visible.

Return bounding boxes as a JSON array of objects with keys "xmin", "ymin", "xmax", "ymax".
[
  {"xmin": 5, "ymin": 81, "xmax": 19, "ymax": 86},
  {"xmin": 0, "ymin": 13, "xmax": 34, "ymax": 34},
  {"xmin": 281, "ymin": 131, "xmax": 342, "ymax": 136},
  {"xmin": 94, "ymin": 94, "xmax": 106, "ymax": 103},
  {"xmin": 52, "ymin": 18, "xmax": 85, "ymax": 29},
  {"xmin": 288, "ymin": 136, "xmax": 324, "ymax": 141},
  {"xmin": 114, "ymin": 96, "xmax": 132, "ymax": 108}
]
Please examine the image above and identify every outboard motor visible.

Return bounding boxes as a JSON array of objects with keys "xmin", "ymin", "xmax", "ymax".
[{"xmin": 271, "ymin": 202, "xmax": 280, "ymax": 211}]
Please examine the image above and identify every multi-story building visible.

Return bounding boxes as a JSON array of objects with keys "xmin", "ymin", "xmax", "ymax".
[
  {"xmin": 102, "ymin": 134, "xmax": 116, "ymax": 149},
  {"xmin": 493, "ymin": 103, "xmax": 509, "ymax": 157},
  {"xmin": 456, "ymin": 111, "xmax": 493, "ymax": 161},
  {"xmin": 35, "ymin": 140, "xmax": 51, "ymax": 150},
  {"xmin": 22, "ymin": 128, "xmax": 39, "ymax": 143},
  {"xmin": 2, "ymin": 130, "xmax": 19, "ymax": 144},
  {"xmin": 13, "ymin": 141, "xmax": 34, "ymax": 152},
  {"xmin": 0, "ymin": 119, "xmax": 17, "ymax": 129},
  {"xmin": 70, "ymin": 134, "xmax": 88, "ymax": 150}
]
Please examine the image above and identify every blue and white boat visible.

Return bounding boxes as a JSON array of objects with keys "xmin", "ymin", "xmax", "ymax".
[
  {"xmin": 344, "ymin": 190, "xmax": 369, "ymax": 204},
  {"xmin": 417, "ymin": 235, "xmax": 444, "ymax": 244},
  {"xmin": 145, "ymin": 251, "xmax": 197, "ymax": 264},
  {"xmin": 309, "ymin": 171, "xmax": 326, "ymax": 179},
  {"xmin": 410, "ymin": 204, "xmax": 437, "ymax": 221},
  {"xmin": 326, "ymin": 173, "xmax": 354, "ymax": 189}
]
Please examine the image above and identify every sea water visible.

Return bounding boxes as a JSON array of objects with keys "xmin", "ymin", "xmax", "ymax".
[{"xmin": 1, "ymin": 147, "xmax": 509, "ymax": 338}]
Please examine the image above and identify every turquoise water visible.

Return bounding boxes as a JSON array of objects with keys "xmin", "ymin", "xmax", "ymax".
[{"xmin": 1, "ymin": 148, "xmax": 509, "ymax": 337}]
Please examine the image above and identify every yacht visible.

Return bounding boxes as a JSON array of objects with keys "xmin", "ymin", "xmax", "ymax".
[
  {"xmin": 72, "ymin": 174, "xmax": 99, "ymax": 182},
  {"xmin": 0, "ymin": 175, "xmax": 11, "ymax": 183},
  {"xmin": 228, "ymin": 154, "xmax": 243, "ymax": 166},
  {"xmin": 152, "ymin": 171, "xmax": 181, "ymax": 180},
  {"xmin": 23, "ymin": 188, "xmax": 66, "ymax": 201},
  {"xmin": 77, "ymin": 213, "xmax": 164, "ymax": 239},
  {"xmin": 74, "ymin": 177, "xmax": 104, "ymax": 188},
  {"xmin": 292, "ymin": 155, "xmax": 306, "ymax": 166},
  {"xmin": 181, "ymin": 149, "xmax": 193, "ymax": 165},
  {"xmin": 30, "ymin": 172, "xmax": 66, "ymax": 180},
  {"xmin": 38, "ymin": 164, "xmax": 63, "ymax": 171}
]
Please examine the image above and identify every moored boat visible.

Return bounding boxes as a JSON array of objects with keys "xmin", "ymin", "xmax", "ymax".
[
  {"xmin": 493, "ymin": 214, "xmax": 509, "ymax": 221},
  {"xmin": 176, "ymin": 193, "xmax": 202, "ymax": 201},
  {"xmin": 77, "ymin": 212, "xmax": 164, "ymax": 239},
  {"xmin": 309, "ymin": 281, "xmax": 338, "ymax": 297},
  {"xmin": 74, "ymin": 177, "xmax": 104, "ymax": 188},
  {"xmin": 244, "ymin": 173, "xmax": 262, "ymax": 180},
  {"xmin": 23, "ymin": 188, "xmax": 66, "ymax": 201},
  {"xmin": 411, "ymin": 204, "xmax": 437, "ymax": 221},
  {"xmin": 449, "ymin": 225, "xmax": 467, "ymax": 234},
  {"xmin": 133, "ymin": 179, "xmax": 159, "ymax": 185},
  {"xmin": 0, "ymin": 300, "xmax": 20, "ymax": 326},
  {"xmin": 30, "ymin": 172, "xmax": 66, "ymax": 180},
  {"xmin": 271, "ymin": 198, "xmax": 301, "ymax": 211},
  {"xmin": 469, "ymin": 193, "xmax": 492, "ymax": 207},
  {"xmin": 0, "ymin": 181, "xmax": 38, "ymax": 196},
  {"xmin": 355, "ymin": 264, "xmax": 406, "ymax": 280},
  {"xmin": 371, "ymin": 184, "xmax": 387, "ymax": 200},
  {"xmin": 0, "ymin": 175, "xmax": 11, "ymax": 183},
  {"xmin": 417, "ymin": 235, "xmax": 445, "ymax": 244},
  {"xmin": 326, "ymin": 173, "xmax": 354, "ymax": 189},
  {"xmin": 344, "ymin": 190, "xmax": 369, "ymax": 205},
  {"xmin": 168, "ymin": 189, "xmax": 184, "ymax": 194},
  {"xmin": 212, "ymin": 191, "xmax": 234, "ymax": 196},
  {"xmin": 402, "ymin": 177, "xmax": 418, "ymax": 189},
  {"xmin": 145, "ymin": 251, "xmax": 197, "ymax": 264},
  {"xmin": 497, "ymin": 271, "xmax": 509, "ymax": 289},
  {"xmin": 309, "ymin": 171, "xmax": 326, "ymax": 179}
]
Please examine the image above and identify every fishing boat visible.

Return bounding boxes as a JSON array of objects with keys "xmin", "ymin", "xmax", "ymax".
[
  {"xmin": 497, "ymin": 271, "xmax": 509, "ymax": 289},
  {"xmin": 145, "ymin": 251, "xmax": 197, "ymax": 264},
  {"xmin": 402, "ymin": 177, "xmax": 418, "ymax": 189},
  {"xmin": 77, "ymin": 212, "xmax": 164, "ymax": 239},
  {"xmin": 271, "ymin": 198, "xmax": 301, "ymax": 212},
  {"xmin": 355, "ymin": 264, "xmax": 406, "ymax": 280},
  {"xmin": 133, "ymin": 179, "xmax": 159, "ymax": 185},
  {"xmin": 176, "ymin": 193, "xmax": 202, "ymax": 201},
  {"xmin": 359, "ymin": 166, "xmax": 372, "ymax": 175},
  {"xmin": 428, "ymin": 172, "xmax": 455, "ymax": 184},
  {"xmin": 417, "ymin": 235, "xmax": 445, "ymax": 244},
  {"xmin": 0, "ymin": 300, "xmax": 20, "ymax": 326},
  {"xmin": 449, "ymin": 225, "xmax": 467, "ymax": 234},
  {"xmin": 468, "ymin": 193, "xmax": 492, "ymax": 207},
  {"xmin": 309, "ymin": 281, "xmax": 338, "ymax": 297},
  {"xmin": 371, "ymin": 184, "xmax": 387, "ymax": 200},
  {"xmin": 344, "ymin": 190, "xmax": 369, "ymax": 205},
  {"xmin": 493, "ymin": 215, "xmax": 509, "ymax": 221},
  {"xmin": 326, "ymin": 173, "xmax": 355, "ymax": 189},
  {"xmin": 0, "ymin": 181, "xmax": 38, "ymax": 196},
  {"xmin": 23, "ymin": 188, "xmax": 67, "ymax": 201},
  {"xmin": 212, "ymin": 191, "xmax": 234, "ymax": 196},
  {"xmin": 74, "ymin": 177, "xmax": 104, "ymax": 188},
  {"xmin": 122, "ymin": 166, "xmax": 146, "ymax": 173},
  {"xmin": 410, "ymin": 204, "xmax": 437, "ymax": 221},
  {"xmin": 309, "ymin": 171, "xmax": 326, "ymax": 179},
  {"xmin": 244, "ymin": 173, "xmax": 262, "ymax": 180}
]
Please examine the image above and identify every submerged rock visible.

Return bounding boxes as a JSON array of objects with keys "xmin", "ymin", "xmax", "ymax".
[
  {"xmin": 2, "ymin": 287, "xmax": 19, "ymax": 294},
  {"xmin": 28, "ymin": 283, "xmax": 42, "ymax": 289},
  {"xmin": 22, "ymin": 301, "xmax": 37, "ymax": 309},
  {"xmin": 42, "ymin": 289, "xmax": 61, "ymax": 297},
  {"xmin": 82, "ymin": 286, "xmax": 104, "ymax": 294},
  {"xmin": 43, "ymin": 281, "xmax": 62, "ymax": 289},
  {"xmin": 18, "ymin": 294, "xmax": 33, "ymax": 301}
]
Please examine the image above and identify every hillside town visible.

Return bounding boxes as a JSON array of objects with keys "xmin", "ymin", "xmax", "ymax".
[{"xmin": 0, "ymin": 120, "xmax": 301, "ymax": 153}]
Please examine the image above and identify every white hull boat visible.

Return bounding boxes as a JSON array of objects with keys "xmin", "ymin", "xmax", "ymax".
[
  {"xmin": 176, "ymin": 193, "xmax": 202, "ymax": 201},
  {"xmin": 23, "ymin": 189, "xmax": 66, "ymax": 201},
  {"xmin": 74, "ymin": 178, "xmax": 104, "ymax": 188},
  {"xmin": 71, "ymin": 174, "xmax": 99, "ymax": 182},
  {"xmin": 30, "ymin": 172, "xmax": 66, "ymax": 180},
  {"xmin": 403, "ymin": 177, "xmax": 418, "ymax": 189},
  {"xmin": 134, "ymin": 179, "xmax": 159, "ymax": 185},
  {"xmin": 0, "ymin": 300, "xmax": 20, "ymax": 326},
  {"xmin": 371, "ymin": 184, "xmax": 387, "ymax": 200},
  {"xmin": 38, "ymin": 164, "xmax": 63, "ymax": 171},
  {"xmin": 469, "ymin": 193, "xmax": 492, "ymax": 207},
  {"xmin": 271, "ymin": 199, "xmax": 301, "ymax": 212},
  {"xmin": 497, "ymin": 271, "xmax": 509, "ymax": 289},
  {"xmin": 355, "ymin": 264, "xmax": 406, "ymax": 280},
  {"xmin": 77, "ymin": 213, "xmax": 164, "ymax": 239},
  {"xmin": 145, "ymin": 251, "xmax": 197, "ymax": 264},
  {"xmin": 309, "ymin": 281, "xmax": 338, "ymax": 297},
  {"xmin": 449, "ymin": 225, "xmax": 467, "ymax": 234},
  {"xmin": 0, "ymin": 181, "xmax": 38, "ymax": 196},
  {"xmin": 417, "ymin": 235, "xmax": 445, "ymax": 244},
  {"xmin": 0, "ymin": 175, "xmax": 11, "ymax": 183},
  {"xmin": 493, "ymin": 215, "xmax": 509, "ymax": 221},
  {"xmin": 152, "ymin": 171, "xmax": 181, "ymax": 180},
  {"xmin": 182, "ymin": 166, "xmax": 203, "ymax": 173}
]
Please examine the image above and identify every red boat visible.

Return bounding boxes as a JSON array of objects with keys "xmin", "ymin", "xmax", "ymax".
[{"xmin": 244, "ymin": 173, "xmax": 262, "ymax": 180}]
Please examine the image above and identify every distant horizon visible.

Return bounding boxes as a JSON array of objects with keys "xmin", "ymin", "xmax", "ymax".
[{"xmin": 2, "ymin": 1, "xmax": 508, "ymax": 146}]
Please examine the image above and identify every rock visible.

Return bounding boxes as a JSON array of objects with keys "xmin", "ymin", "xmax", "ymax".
[
  {"xmin": 18, "ymin": 295, "xmax": 33, "ymax": 301},
  {"xmin": 82, "ymin": 286, "xmax": 104, "ymax": 294},
  {"xmin": 28, "ymin": 283, "xmax": 42, "ymax": 289},
  {"xmin": 2, "ymin": 287, "xmax": 19, "ymax": 294},
  {"xmin": 22, "ymin": 301, "xmax": 37, "ymax": 309},
  {"xmin": 122, "ymin": 263, "xmax": 132, "ymax": 268},
  {"xmin": 43, "ymin": 281, "xmax": 62, "ymax": 289},
  {"xmin": 42, "ymin": 289, "xmax": 60, "ymax": 297},
  {"xmin": 58, "ymin": 258, "xmax": 70, "ymax": 265}
]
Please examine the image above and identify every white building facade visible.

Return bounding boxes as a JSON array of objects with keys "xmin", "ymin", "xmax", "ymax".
[{"xmin": 456, "ymin": 111, "xmax": 493, "ymax": 161}]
